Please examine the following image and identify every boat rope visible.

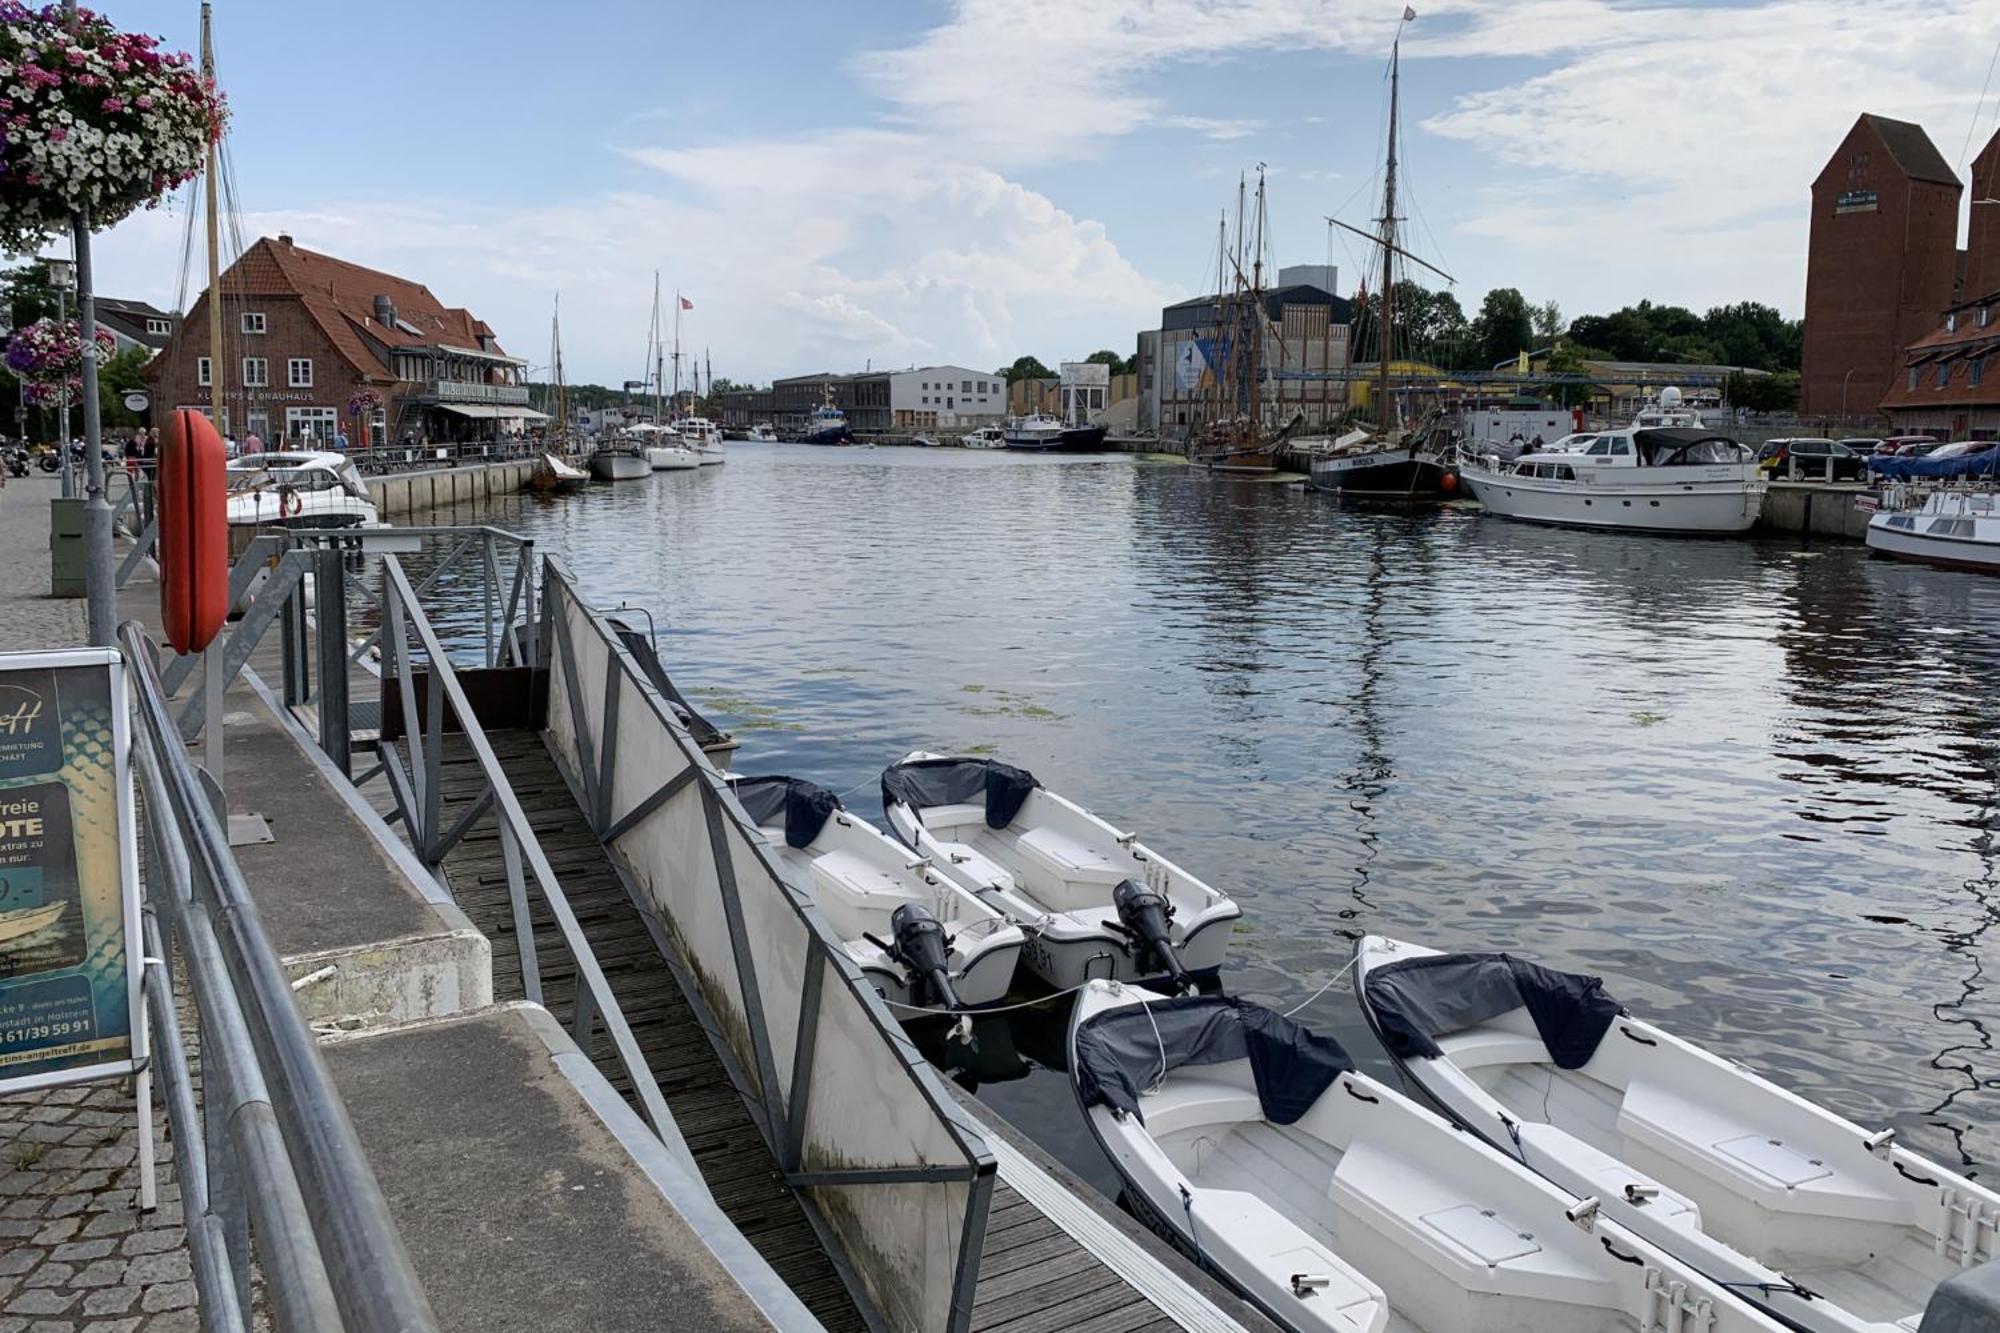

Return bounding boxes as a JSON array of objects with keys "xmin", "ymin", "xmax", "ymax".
[
  {"xmin": 1282, "ymin": 955, "xmax": 1359, "ymax": 1017},
  {"xmin": 1716, "ymin": 1277, "xmax": 1820, "ymax": 1303},
  {"xmin": 875, "ymin": 952, "xmax": 1364, "ymax": 1020},
  {"xmin": 1138, "ymin": 990, "xmax": 1170, "ymax": 1094},
  {"xmin": 1179, "ymin": 1183, "xmax": 1208, "ymax": 1273}
]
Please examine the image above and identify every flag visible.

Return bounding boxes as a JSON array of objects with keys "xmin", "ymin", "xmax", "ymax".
[
  {"xmin": 1403, "ymin": 6, "xmax": 1417, "ymax": 19},
  {"xmin": 679, "ymin": 296, "xmax": 694, "ymax": 311},
  {"xmin": 1516, "ymin": 349, "xmax": 1529, "ymax": 374}
]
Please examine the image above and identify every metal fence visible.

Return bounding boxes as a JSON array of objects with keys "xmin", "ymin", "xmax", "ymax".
[
  {"xmin": 539, "ymin": 556, "xmax": 996, "ymax": 1333},
  {"xmin": 121, "ymin": 621, "xmax": 439, "ymax": 1333}
]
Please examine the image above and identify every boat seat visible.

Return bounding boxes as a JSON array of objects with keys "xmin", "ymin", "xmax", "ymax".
[
  {"xmin": 809, "ymin": 850, "xmax": 910, "ymax": 915},
  {"xmin": 918, "ymin": 803, "xmax": 990, "ymax": 836},
  {"xmin": 1515, "ymin": 1121, "xmax": 1702, "ymax": 1227},
  {"xmin": 1332, "ymin": 1140, "xmax": 1607, "ymax": 1305},
  {"xmin": 1187, "ymin": 1188, "xmax": 1387, "ymax": 1332},
  {"xmin": 1434, "ymin": 1028, "xmax": 1550, "ymax": 1072},
  {"xmin": 1618, "ymin": 1080, "xmax": 1906, "ymax": 1226},
  {"xmin": 1015, "ymin": 825, "xmax": 1130, "ymax": 889},
  {"xmin": 929, "ymin": 840, "xmax": 1019, "ymax": 897},
  {"xmin": 1142, "ymin": 1077, "xmax": 1262, "ymax": 1138}
]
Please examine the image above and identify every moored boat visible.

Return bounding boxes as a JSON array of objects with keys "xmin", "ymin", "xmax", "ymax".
[
  {"xmin": 803, "ymin": 389, "xmax": 850, "ymax": 445},
  {"xmin": 628, "ymin": 423, "xmax": 699, "ymax": 470},
  {"xmin": 528, "ymin": 451, "xmax": 588, "ymax": 494},
  {"xmin": 586, "ymin": 439, "xmax": 649, "ymax": 481},
  {"xmin": 1069, "ymin": 979, "xmax": 1789, "ymax": 1333},
  {"xmin": 881, "ymin": 752, "xmax": 1239, "ymax": 989},
  {"xmin": 1865, "ymin": 486, "xmax": 2000, "ymax": 573},
  {"xmin": 674, "ymin": 415, "xmax": 726, "ymax": 464},
  {"xmin": 1002, "ymin": 413, "xmax": 1066, "ymax": 451},
  {"xmin": 733, "ymin": 775, "xmax": 1024, "ymax": 1011},
  {"xmin": 1353, "ymin": 934, "xmax": 2000, "ymax": 1333},
  {"xmin": 225, "ymin": 451, "xmax": 380, "ymax": 529},
  {"xmin": 748, "ymin": 423, "xmax": 778, "ymax": 442}
]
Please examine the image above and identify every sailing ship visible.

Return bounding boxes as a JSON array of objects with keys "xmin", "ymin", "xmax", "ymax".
[
  {"xmin": 1307, "ymin": 12, "xmax": 1461, "ymax": 502},
  {"xmin": 636, "ymin": 276, "xmax": 701, "ymax": 471},
  {"xmin": 530, "ymin": 296, "xmax": 589, "ymax": 493},
  {"xmin": 1190, "ymin": 167, "xmax": 1299, "ymax": 474}
]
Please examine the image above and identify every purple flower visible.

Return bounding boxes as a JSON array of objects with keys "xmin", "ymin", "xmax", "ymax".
[{"xmin": 100, "ymin": 95, "xmax": 121, "ymax": 112}]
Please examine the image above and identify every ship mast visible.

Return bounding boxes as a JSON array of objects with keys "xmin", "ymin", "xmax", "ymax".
[
  {"xmin": 1247, "ymin": 164, "xmax": 1268, "ymax": 447},
  {"xmin": 550, "ymin": 294, "xmax": 568, "ymax": 449},
  {"xmin": 200, "ymin": 2, "xmax": 222, "ymax": 432},
  {"xmin": 1377, "ymin": 13, "xmax": 1406, "ymax": 433}
]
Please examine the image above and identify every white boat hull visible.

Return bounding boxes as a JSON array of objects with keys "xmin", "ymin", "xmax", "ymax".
[
  {"xmin": 1461, "ymin": 466, "xmax": 1766, "ymax": 533},
  {"xmin": 589, "ymin": 449, "xmax": 650, "ymax": 481},
  {"xmin": 647, "ymin": 446, "xmax": 700, "ymax": 471},
  {"xmin": 1866, "ymin": 498, "xmax": 2000, "ymax": 573},
  {"xmin": 1070, "ymin": 982, "xmax": 1787, "ymax": 1333},
  {"xmin": 1353, "ymin": 935, "xmax": 2000, "ymax": 1333}
]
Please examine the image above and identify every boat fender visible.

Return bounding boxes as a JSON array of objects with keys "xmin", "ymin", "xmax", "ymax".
[{"xmin": 1565, "ymin": 1196, "xmax": 1601, "ymax": 1232}]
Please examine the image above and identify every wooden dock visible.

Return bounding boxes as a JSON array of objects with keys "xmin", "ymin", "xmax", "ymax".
[{"xmin": 431, "ymin": 727, "xmax": 1272, "ymax": 1333}]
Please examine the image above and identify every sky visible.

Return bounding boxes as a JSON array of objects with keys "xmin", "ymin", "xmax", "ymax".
[{"xmin": 64, "ymin": 0, "xmax": 2000, "ymax": 387}]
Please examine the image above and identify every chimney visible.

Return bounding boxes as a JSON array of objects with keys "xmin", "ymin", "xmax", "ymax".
[
  {"xmin": 278, "ymin": 232, "xmax": 293, "ymax": 247},
  {"xmin": 374, "ymin": 294, "xmax": 396, "ymax": 326}
]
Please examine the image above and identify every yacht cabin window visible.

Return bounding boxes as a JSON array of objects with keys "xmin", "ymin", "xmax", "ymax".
[{"xmin": 1608, "ymin": 438, "xmax": 1631, "ymax": 456}]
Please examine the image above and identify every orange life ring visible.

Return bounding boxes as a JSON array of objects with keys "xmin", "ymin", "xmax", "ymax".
[{"xmin": 278, "ymin": 487, "xmax": 302, "ymax": 519}]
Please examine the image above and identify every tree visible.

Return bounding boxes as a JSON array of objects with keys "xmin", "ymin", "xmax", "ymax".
[
  {"xmin": 1724, "ymin": 370, "xmax": 1799, "ymax": 413},
  {"xmin": 1531, "ymin": 300, "xmax": 1565, "ymax": 343},
  {"xmin": 1004, "ymin": 355, "xmax": 1052, "ymax": 383},
  {"xmin": 1349, "ymin": 280, "xmax": 1472, "ymax": 368},
  {"xmin": 1084, "ymin": 348, "xmax": 1135, "ymax": 375},
  {"xmin": 1472, "ymin": 288, "xmax": 1535, "ymax": 369},
  {"xmin": 1539, "ymin": 342, "xmax": 1593, "ymax": 409},
  {"xmin": 97, "ymin": 345, "xmax": 149, "ymax": 429}
]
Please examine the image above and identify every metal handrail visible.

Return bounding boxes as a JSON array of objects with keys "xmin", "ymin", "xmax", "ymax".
[
  {"xmin": 121, "ymin": 621, "xmax": 441, "ymax": 1333},
  {"xmin": 372, "ymin": 556, "xmax": 698, "ymax": 1174}
]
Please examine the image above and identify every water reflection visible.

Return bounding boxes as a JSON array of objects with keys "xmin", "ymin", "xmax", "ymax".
[{"xmin": 411, "ymin": 444, "xmax": 2000, "ymax": 1183}]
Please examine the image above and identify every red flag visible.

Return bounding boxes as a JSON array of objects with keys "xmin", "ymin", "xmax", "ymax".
[{"xmin": 679, "ymin": 296, "xmax": 693, "ymax": 311}]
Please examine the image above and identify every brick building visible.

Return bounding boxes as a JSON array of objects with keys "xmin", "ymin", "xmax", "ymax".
[
  {"xmin": 1877, "ymin": 288, "xmax": 2000, "ymax": 439},
  {"xmin": 1800, "ymin": 115, "xmax": 1962, "ymax": 419},
  {"xmin": 1964, "ymin": 129, "xmax": 2000, "ymax": 309},
  {"xmin": 144, "ymin": 234, "xmax": 540, "ymax": 448}
]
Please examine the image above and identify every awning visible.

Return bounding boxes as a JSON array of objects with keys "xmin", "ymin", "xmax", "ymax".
[{"xmin": 432, "ymin": 403, "xmax": 550, "ymax": 422}]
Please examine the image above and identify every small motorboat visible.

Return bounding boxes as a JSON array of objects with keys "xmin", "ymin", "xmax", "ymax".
[
  {"xmin": 880, "ymin": 753, "xmax": 1239, "ymax": 989},
  {"xmin": 673, "ymin": 416, "xmax": 726, "ymax": 464},
  {"xmin": 961, "ymin": 425, "xmax": 1005, "ymax": 450},
  {"xmin": 732, "ymin": 775, "xmax": 1023, "ymax": 1010},
  {"xmin": 1864, "ymin": 482, "xmax": 2000, "ymax": 575},
  {"xmin": 748, "ymin": 424, "xmax": 778, "ymax": 443},
  {"xmin": 1353, "ymin": 935, "xmax": 2000, "ymax": 1333},
  {"xmin": 587, "ymin": 438, "xmax": 649, "ymax": 481},
  {"xmin": 627, "ymin": 423, "xmax": 699, "ymax": 471},
  {"xmin": 0, "ymin": 901, "xmax": 65, "ymax": 947},
  {"xmin": 225, "ymin": 451, "xmax": 380, "ymax": 529},
  {"xmin": 528, "ymin": 451, "xmax": 589, "ymax": 494},
  {"xmin": 1068, "ymin": 981, "xmax": 1788, "ymax": 1333}
]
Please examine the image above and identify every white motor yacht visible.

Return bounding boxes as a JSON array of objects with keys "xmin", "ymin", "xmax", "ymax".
[
  {"xmin": 627, "ymin": 422, "xmax": 699, "ymax": 471},
  {"xmin": 225, "ymin": 451, "xmax": 380, "ymax": 529},
  {"xmin": 674, "ymin": 416, "xmax": 726, "ymax": 464},
  {"xmin": 733, "ymin": 775, "xmax": 1023, "ymax": 1011},
  {"xmin": 1459, "ymin": 392, "xmax": 1765, "ymax": 534},
  {"xmin": 747, "ymin": 424, "xmax": 778, "ymax": 443},
  {"xmin": 882, "ymin": 753, "xmax": 1239, "ymax": 990},
  {"xmin": 961, "ymin": 425, "xmax": 1005, "ymax": 450}
]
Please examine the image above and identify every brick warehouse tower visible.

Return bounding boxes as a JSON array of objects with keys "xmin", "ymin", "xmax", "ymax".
[
  {"xmin": 1800, "ymin": 114, "xmax": 1961, "ymax": 419},
  {"xmin": 1965, "ymin": 126, "xmax": 2000, "ymax": 304}
]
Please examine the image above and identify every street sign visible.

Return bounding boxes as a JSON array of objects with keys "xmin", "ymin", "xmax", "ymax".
[
  {"xmin": 122, "ymin": 391, "xmax": 149, "ymax": 413},
  {"xmin": 0, "ymin": 649, "xmax": 143, "ymax": 1095}
]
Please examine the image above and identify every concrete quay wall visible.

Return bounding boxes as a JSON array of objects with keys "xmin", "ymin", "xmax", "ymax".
[{"xmin": 365, "ymin": 459, "xmax": 537, "ymax": 519}]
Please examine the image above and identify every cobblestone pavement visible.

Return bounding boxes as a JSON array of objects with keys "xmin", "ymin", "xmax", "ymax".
[
  {"xmin": 0, "ymin": 1080, "xmax": 193, "ymax": 1331},
  {"xmin": 0, "ymin": 474, "xmax": 88, "ymax": 651}
]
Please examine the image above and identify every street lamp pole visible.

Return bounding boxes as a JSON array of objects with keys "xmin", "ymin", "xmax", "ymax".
[
  {"xmin": 64, "ymin": 0, "xmax": 113, "ymax": 648},
  {"xmin": 1841, "ymin": 366, "xmax": 1856, "ymax": 420}
]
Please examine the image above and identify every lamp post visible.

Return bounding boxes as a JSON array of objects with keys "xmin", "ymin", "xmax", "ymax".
[
  {"xmin": 63, "ymin": 0, "xmax": 114, "ymax": 648},
  {"xmin": 1841, "ymin": 366, "xmax": 1857, "ymax": 420},
  {"xmin": 42, "ymin": 255, "xmax": 74, "ymax": 497}
]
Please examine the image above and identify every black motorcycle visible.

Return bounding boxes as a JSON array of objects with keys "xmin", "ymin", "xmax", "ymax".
[{"xmin": 3, "ymin": 446, "xmax": 28, "ymax": 478}]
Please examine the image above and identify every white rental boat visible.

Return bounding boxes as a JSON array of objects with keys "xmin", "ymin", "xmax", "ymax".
[
  {"xmin": 1866, "ymin": 487, "xmax": 2000, "ymax": 574},
  {"xmin": 674, "ymin": 416, "xmax": 726, "ymax": 464},
  {"xmin": 962, "ymin": 425, "xmax": 1005, "ymax": 450},
  {"xmin": 733, "ymin": 775, "xmax": 1023, "ymax": 1011},
  {"xmin": 881, "ymin": 753, "xmax": 1239, "ymax": 989},
  {"xmin": 225, "ymin": 451, "xmax": 380, "ymax": 529},
  {"xmin": 627, "ymin": 423, "xmax": 699, "ymax": 470},
  {"xmin": 1353, "ymin": 935, "xmax": 2000, "ymax": 1333},
  {"xmin": 587, "ymin": 438, "xmax": 649, "ymax": 481},
  {"xmin": 1069, "ymin": 981, "xmax": 1788, "ymax": 1333},
  {"xmin": 1458, "ymin": 390, "xmax": 1766, "ymax": 534}
]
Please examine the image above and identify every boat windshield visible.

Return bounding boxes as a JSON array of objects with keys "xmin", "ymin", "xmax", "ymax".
[{"xmin": 1635, "ymin": 428, "xmax": 1753, "ymax": 466}]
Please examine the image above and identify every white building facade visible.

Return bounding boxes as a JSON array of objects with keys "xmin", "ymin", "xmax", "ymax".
[{"xmin": 890, "ymin": 365, "xmax": 1006, "ymax": 428}]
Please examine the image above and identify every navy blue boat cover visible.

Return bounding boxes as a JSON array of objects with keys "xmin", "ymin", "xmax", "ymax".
[
  {"xmin": 1868, "ymin": 444, "xmax": 2000, "ymax": 479},
  {"xmin": 732, "ymin": 775, "xmax": 841, "ymax": 849},
  {"xmin": 1074, "ymin": 994, "xmax": 1352, "ymax": 1125},
  {"xmin": 879, "ymin": 757, "xmax": 1039, "ymax": 830},
  {"xmin": 609, "ymin": 618, "xmax": 728, "ymax": 749},
  {"xmin": 1363, "ymin": 952, "xmax": 1623, "ymax": 1070}
]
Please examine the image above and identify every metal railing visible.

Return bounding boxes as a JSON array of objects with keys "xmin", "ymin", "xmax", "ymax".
[
  {"xmin": 122, "ymin": 620, "xmax": 439, "ymax": 1333},
  {"xmin": 421, "ymin": 381, "xmax": 531, "ymax": 406},
  {"xmin": 369, "ymin": 550, "xmax": 704, "ymax": 1177},
  {"xmin": 539, "ymin": 557, "xmax": 996, "ymax": 1333}
]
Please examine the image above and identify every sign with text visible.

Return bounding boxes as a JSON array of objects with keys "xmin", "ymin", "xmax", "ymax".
[{"xmin": 0, "ymin": 650, "xmax": 142, "ymax": 1093}]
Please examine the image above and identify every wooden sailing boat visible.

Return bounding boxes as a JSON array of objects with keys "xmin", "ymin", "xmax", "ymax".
[
  {"xmin": 1308, "ymin": 8, "xmax": 1461, "ymax": 501},
  {"xmin": 530, "ymin": 296, "xmax": 588, "ymax": 494},
  {"xmin": 1193, "ymin": 166, "xmax": 1299, "ymax": 474}
]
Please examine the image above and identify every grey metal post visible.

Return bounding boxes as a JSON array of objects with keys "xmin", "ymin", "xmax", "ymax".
[
  {"xmin": 56, "ymin": 281, "xmax": 72, "ymax": 498},
  {"xmin": 281, "ymin": 581, "xmax": 307, "ymax": 708},
  {"xmin": 314, "ymin": 548, "xmax": 350, "ymax": 775},
  {"xmin": 71, "ymin": 205, "xmax": 114, "ymax": 647}
]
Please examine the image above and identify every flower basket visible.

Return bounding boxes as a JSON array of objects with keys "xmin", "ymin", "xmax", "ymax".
[
  {"xmin": 346, "ymin": 388, "xmax": 382, "ymax": 420},
  {"xmin": 0, "ymin": 4, "xmax": 226, "ymax": 251},
  {"xmin": 5, "ymin": 315, "xmax": 113, "ymax": 407}
]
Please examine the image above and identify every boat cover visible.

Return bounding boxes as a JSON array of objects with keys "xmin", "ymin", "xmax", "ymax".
[
  {"xmin": 1868, "ymin": 444, "xmax": 2000, "ymax": 479},
  {"xmin": 731, "ymin": 775, "xmax": 841, "ymax": 849},
  {"xmin": 608, "ymin": 619, "xmax": 728, "ymax": 749},
  {"xmin": 880, "ymin": 757, "xmax": 1038, "ymax": 830},
  {"xmin": 1074, "ymin": 994, "xmax": 1352, "ymax": 1126},
  {"xmin": 1363, "ymin": 952, "xmax": 1622, "ymax": 1070}
]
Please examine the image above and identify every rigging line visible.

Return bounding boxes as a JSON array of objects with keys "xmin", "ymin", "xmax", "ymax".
[{"xmin": 1957, "ymin": 29, "xmax": 2000, "ymax": 176}]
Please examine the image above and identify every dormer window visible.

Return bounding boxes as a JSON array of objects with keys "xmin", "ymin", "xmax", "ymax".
[
  {"xmin": 1946, "ymin": 310, "xmax": 1957, "ymax": 332},
  {"xmin": 145, "ymin": 318, "xmax": 170, "ymax": 336},
  {"xmin": 1909, "ymin": 367, "xmax": 1919, "ymax": 390},
  {"xmin": 1981, "ymin": 306, "xmax": 1992, "ymax": 328},
  {"xmin": 1935, "ymin": 362, "xmax": 1950, "ymax": 388}
]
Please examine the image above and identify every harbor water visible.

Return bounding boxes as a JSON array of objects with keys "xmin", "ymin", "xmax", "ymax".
[{"xmin": 430, "ymin": 443, "xmax": 2000, "ymax": 1198}]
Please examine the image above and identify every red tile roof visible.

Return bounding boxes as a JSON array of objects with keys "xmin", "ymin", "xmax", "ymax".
[{"xmin": 228, "ymin": 236, "xmax": 513, "ymax": 383}]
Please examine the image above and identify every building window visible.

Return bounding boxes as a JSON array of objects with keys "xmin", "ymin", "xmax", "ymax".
[
  {"xmin": 246, "ymin": 410, "xmax": 269, "ymax": 442},
  {"xmin": 1834, "ymin": 189, "xmax": 1877, "ymax": 215},
  {"xmin": 196, "ymin": 357, "xmax": 211, "ymax": 387},
  {"xmin": 286, "ymin": 406, "xmax": 338, "ymax": 445},
  {"xmin": 145, "ymin": 318, "xmax": 170, "ymax": 336},
  {"xmin": 961, "ymin": 380, "xmax": 971, "ymax": 393},
  {"xmin": 241, "ymin": 312, "xmax": 266, "ymax": 334},
  {"xmin": 242, "ymin": 356, "xmax": 268, "ymax": 388},
  {"xmin": 1974, "ymin": 357, "xmax": 1986, "ymax": 388},
  {"xmin": 288, "ymin": 358, "xmax": 313, "ymax": 388},
  {"xmin": 1936, "ymin": 363, "xmax": 1950, "ymax": 388},
  {"xmin": 1981, "ymin": 306, "xmax": 1992, "ymax": 328},
  {"xmin": 1946, "ymin": 311, "xmax": 1958, "ymax": 332}
]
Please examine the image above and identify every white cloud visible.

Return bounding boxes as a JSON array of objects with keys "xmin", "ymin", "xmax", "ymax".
[{"xmin": 1161, "ymin": 115, "xmax": 1268, "ymax": 140}]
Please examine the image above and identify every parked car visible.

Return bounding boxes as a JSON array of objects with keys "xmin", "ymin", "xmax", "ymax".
[
  {"xmin": 1874, "ymin": 434, "xmax": 1939, "ymax": 455},
  {"xmin": 1758, "ymin": 437, "xmax": 1868, "ymax": 481},
  {"xmin": 1842, "ymin": 438, "xmax": 1885, "ymax": 454},
  {"xmin": 1925, "ymin": 441, "xmax": 1984, "ymax": 459}
]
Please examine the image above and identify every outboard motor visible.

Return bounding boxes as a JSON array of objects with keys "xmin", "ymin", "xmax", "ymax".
[
  {"xmin": 887, "ymin": 903, "xmax": 961, "ymax": 1012},
  {"xmin": 1111, "ymin": 879, "xmax": 1192, "ymax": 992}
]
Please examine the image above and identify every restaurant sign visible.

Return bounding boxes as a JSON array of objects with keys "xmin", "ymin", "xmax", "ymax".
[{"xmin": 0, "ymin": 649, "xmax": 143, "ymax": 1093}]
